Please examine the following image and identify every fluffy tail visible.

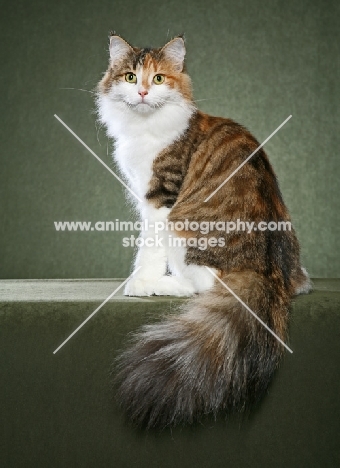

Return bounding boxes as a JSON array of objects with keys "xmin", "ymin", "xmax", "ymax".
[{"xmin": 116, "ymin": 270, "xmax": 290, "ymax": 429}]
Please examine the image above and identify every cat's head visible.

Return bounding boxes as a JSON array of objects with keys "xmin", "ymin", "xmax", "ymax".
[{"xmin": 98, "ymin": 35, "xmax": 193, "ymax": 114}]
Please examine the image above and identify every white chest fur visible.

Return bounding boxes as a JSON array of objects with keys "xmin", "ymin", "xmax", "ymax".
[
  {"xmin": 114, "ymin": 133, "xmax": 168, "ymax": 201},
  {"xmin": 97, "ymin": 95, "xmax": 194, "ymax": 203}
]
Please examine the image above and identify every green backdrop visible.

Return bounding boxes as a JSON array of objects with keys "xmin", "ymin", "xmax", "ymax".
[{"xmin": 1, "ymin": 0, "xmax": 339, "ymax": 279}]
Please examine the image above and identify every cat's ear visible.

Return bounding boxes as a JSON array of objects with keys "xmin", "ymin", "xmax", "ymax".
[
  {"xmin": 109, "ymin": 35, "xmax": 133, "ymax": 62},
  {"xmin": 161, "ymin": 37, "xmax": 186, "ymax": 72}
]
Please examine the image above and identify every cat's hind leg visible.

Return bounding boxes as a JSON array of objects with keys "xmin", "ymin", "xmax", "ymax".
[{"xmin": 292, "ymin": 267, "xmax": 313, "ymax": 295}]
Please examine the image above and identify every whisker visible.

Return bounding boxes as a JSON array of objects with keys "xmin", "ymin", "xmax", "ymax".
[
  {"xmin": 59, "ymin": 87, "xmax": 95, "ymax": 94},
  {"xmin": 193, "ymin": 97, "xmax": 222, "ymax": 103},
  {"xmin": 94, "ymin": 121, "xmax": 101, "ymax": 145}
]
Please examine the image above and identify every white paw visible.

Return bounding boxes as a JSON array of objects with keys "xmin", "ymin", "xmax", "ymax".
[
  {"xmin": 154, "ymin": 276, "xmax": 196, "ymax": 296},
  {"xmin": 124, "ymin": 275, "xmax": 195, "ymax": 297},
  {"xmin": 124, "ymin": 277, "xmax": 156, "ymax": 297}
]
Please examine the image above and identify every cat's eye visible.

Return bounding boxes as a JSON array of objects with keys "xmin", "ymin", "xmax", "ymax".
[
  {"xmin": 153, "ymin": 74, "xmax": 165, "ymax": 85},
  {"xmin": 125, "ymin": 73, "xmax": 137, "ymax": 84}
]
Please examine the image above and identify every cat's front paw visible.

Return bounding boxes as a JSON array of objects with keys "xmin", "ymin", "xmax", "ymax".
[
  {"xmin": 124, "ymin": 275, "xmax": 195, "ymax": 297},
  {"xmin": 124, "ymin": 277, "xmax": 156, "ymax": 297},
  {"xmin": 154, "ymin": 276, "xmax": 196, "ymax": 296}
]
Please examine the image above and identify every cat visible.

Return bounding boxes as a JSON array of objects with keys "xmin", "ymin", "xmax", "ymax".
[{"xmin": 96, "ymin": 34, "xmax": 312, "ymax": 429}]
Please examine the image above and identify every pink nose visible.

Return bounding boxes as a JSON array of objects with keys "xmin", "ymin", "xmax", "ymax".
[{"xmin": 138, "ymin": 90, "xmax": 148, "ymax": 98}]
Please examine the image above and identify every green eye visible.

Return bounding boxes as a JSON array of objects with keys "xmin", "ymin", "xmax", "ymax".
[
  {"xmin": 125, "ymin": 72, "xmax": 137, "ymax": 83},
  {"xmin": 153, "ymin": 74, "xmax": 165, "ymax": 85}
]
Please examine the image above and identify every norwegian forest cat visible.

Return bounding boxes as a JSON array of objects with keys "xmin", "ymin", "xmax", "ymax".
[{"xmin": 97, "ymin": 34, "xmax": 311, "ymax": 429}]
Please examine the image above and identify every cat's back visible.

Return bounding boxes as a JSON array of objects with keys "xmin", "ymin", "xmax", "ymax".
[
  {"xmin": 175, "ymin": 110, "xmax": 273, "ymax": 191},
  {"xmin": 190, "ymin": 110, "xmax": 260, "ymax": 156}
]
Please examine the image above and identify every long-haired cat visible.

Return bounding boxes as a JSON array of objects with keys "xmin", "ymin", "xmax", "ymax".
[{"xmin": 96, "ymin": 34, "xmax": 311, "ymax": 429}]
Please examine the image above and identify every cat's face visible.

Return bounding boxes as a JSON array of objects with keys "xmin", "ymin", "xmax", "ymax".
[{"xmin": 98, "ymin": 36, "xmax": 193, "ymax": 114}]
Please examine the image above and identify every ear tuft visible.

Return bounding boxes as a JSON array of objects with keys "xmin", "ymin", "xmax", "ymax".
[
  {"xmin": 109, "ymin": 35, "xmax": 133, "ymax": 63},
  {"xmin": 161, "ymin": 37, "xmax": 186, "ymax": 72}
]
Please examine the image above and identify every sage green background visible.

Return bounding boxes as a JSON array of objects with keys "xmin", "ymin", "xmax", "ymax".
[{"xmin": 1, "ymin": 0, "xmax": 339, "ymax": 279}]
